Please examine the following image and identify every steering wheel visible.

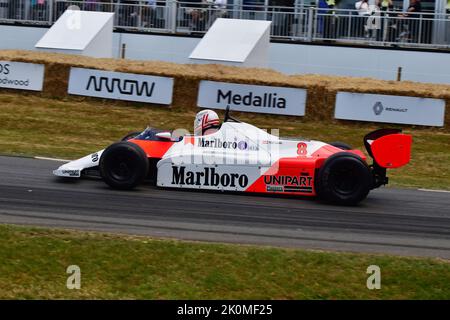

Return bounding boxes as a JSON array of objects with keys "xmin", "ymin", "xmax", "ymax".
[{"xmin": 224, "ymin": 105, "xmax": 240, "ymax": 123}]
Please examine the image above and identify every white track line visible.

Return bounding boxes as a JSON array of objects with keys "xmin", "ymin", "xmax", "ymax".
[
  {"xmin": 418, "ymin": 188, "xmax": 450, "ymax": 193},
  {"xmin": 34, "ymin": 156, "xmax": 71, "ymax": 162}
]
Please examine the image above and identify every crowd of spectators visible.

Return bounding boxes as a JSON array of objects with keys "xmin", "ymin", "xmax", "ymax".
[
  {"xmin": 2, "ymin": 0, "xmax": 48, "ymax": 21},
  {"xmin": 316, "ymin": 0, "xmax": 434, "ymax": 44},
  {"xmin": 0, "ymin": 0, "xmax": 444, "ymax": 45}
]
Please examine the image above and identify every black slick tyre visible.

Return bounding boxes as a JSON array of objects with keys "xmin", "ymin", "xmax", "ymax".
[
  {"xmin": 316, "ymin": 152, "xmax": 372, "ymax": 205},
  {"xmin": 100, "ymin": 141, "xmax": 149, "ymax": 190}
]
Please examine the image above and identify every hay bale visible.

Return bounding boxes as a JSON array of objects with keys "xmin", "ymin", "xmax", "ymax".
[{"xmin": 1, "ymin": 50, "xmax": 449, "ymax": 128}]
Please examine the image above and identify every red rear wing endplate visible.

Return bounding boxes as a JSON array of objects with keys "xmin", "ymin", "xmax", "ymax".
[{"xmin": 370, "ymin": 134, "xmax": 412, "ymax": 168}]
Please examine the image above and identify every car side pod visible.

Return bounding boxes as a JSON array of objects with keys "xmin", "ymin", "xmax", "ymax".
[{"xmin": 364, "ymin": 129, "xmax": 412, "ymax": 189}]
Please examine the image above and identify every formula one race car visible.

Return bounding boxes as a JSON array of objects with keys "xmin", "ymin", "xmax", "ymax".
[{"xmin": 54, "ymin": 108, "xmax": 412, "ymax": 205}]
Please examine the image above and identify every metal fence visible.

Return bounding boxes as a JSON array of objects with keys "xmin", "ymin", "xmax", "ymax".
[
  {"xmin": 175, "ymin": 2, "xmax": 310, "ymax": 39},
  {"xmin": 0, "ymin": 0, "xmax": 51, "ymax": 23},
  {"xmin": 312, "ymin": 8, "xmax": 450, "ymax": 47},
  {"xmin": 0, "ymin": 0, "xmax": 449, "ymax": 49}
]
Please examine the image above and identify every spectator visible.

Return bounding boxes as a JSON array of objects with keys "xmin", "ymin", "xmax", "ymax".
[
  {"xmin": 398, "ymin": 0, "xmax": 422, "ymax": 43},
  {"xmin": 206, "ymin": 0, "xmax": 228, "ymax": 28},
  {"xmin": 85, "ymin": 0, "xmax": 100, "ymax": 11},
  {"xmin": 324, "ymin": 0, "xmax": 338, "ymax": 38},
  {"xmin": 120, "ymin": 0, "xmax": 140, "ymax": 28},
  {"xmin": 184, "ymin": 0, "xmax": 205, "ymax": 31},
  {"xmin": 212, "ymin": 0, "xmax": 227, "ymax": 10},
  {"xmin": 243, "ymin": 0, "xmax": 262, "ymax": 11},
  {"xmin": 375, "ymin": 0, "xmax": 393, "ymax": 42},
  {"xmin": 100, "ymin": 0, "xmax": 114, "ymax": 12},
  {"xmin": 355, "ymin": 0, "xmax": 370, "ymax": 16},
  {"xmin": 365, "ymin": 1, "xmax": 381, "ymax": 39},
  {"xmin": 399, "ymin": 0, "xmax": 421, "ymax": 17},
  {"xmin": 354, "ymin": 0, "xmax": 370, "ymax": 37},
  {"xmin": 269, "ymin": 0, "xmax": 295, "ymax": 37},
  {"xmin": 31, "ymin": 0, "xmax": 46, "ymax": 21},
  {"xmin": 242, "ymin": 0, "xmax": 264, "ymax": 20},
  {"xmin": 378, "ymin": 0, "xmax": 393, "ymax": 11},
  {"xmin": 317, "ymin": 0, "xmax": 330, "ymax": 36},
  {"xmin": 142, "ymin": 0, "xmax": 157, "ymax": 28}
]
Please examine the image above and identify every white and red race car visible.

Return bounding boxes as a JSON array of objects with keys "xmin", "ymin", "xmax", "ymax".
[{"xmin": 54, "ymin": 109, "xmax": 412, "ymax": 205}]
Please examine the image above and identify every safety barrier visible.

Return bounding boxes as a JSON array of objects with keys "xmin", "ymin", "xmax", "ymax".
[{"xmin": 0, "ymin": 51, "xmax": 448, "ymax": 127}]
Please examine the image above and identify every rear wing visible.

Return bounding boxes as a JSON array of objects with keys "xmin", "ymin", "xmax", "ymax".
[
  {"xmin": 364, "ymin": 129, "xmax": 412, "ymax": 189},
  {"xmin": 364, "ymin": 129, "xmax": 412, "ymax": 169}
]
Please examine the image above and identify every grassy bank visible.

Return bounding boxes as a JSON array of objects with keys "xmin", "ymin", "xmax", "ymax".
[
  {"xmin": 0, "ymin": 224, "xmax": 449, "ymax": 299},
  {"xmin": 0, "ymin": 93, "xmax": 449, "ymax": 190}
]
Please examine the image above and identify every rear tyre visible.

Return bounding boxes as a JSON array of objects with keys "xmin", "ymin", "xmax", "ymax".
[
  {"xmin": 329, "ymin": 141, "xmax": 352, "ymax": 150},
  {"xmin": 100, "ymin": 142, "xmax": 149, "ymax": 190},
  {"xmin": 316, "ymin": 153, "xmax": 372, "ymax": 205}
]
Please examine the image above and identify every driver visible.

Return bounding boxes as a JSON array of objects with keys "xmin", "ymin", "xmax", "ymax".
[{"xmin": 194, "ymin": 109, "xmax": 221, "ymax": 136}]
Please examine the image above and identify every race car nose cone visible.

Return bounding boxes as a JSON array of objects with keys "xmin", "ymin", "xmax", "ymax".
[{"xmin": 53, "ymin": 168, "xmax": 81, "ymax": 178}]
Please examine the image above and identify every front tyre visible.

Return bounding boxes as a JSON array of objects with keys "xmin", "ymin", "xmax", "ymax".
[
  {"xmin": 316, "ymin": 153, "xmax": 372, "ymax": 205},
  {"xmin": 100, "ymin": 141, "xmax": 149, "ymax": 190}
]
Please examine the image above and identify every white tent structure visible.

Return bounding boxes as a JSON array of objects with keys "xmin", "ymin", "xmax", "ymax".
[
  {"xmin": 35, "ymin": 9, "xmax": 114, "ymax": 58},
  {"xmin": 189, "ymin": 18, "xmax": 271, "ymax": 68}
]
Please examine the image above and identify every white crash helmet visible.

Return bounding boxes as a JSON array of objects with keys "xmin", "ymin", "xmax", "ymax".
[{"xmin": 194, "ymin": 109, "xmax": 220, "ymax": 136}]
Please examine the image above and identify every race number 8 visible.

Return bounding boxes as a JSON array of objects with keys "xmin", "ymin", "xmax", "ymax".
[{"xmin": 297, "ymin": 142, "xmax": 307, "ymax": 156}]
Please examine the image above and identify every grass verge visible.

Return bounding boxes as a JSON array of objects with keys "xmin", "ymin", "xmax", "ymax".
[
  {"xmin": 0, "ymin": 93, "xmax": 449, "ymax": 190},
  {"xmin": 0, "ymin": 224, "xmax": 449, "ymax": 299}
]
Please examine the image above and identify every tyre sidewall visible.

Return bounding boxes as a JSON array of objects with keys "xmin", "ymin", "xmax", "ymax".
[
  {"xmin": 316, "ymin": 152, "xmax": 372, "ymax": 205},
  {"xmin": 100, "ymin": 142, "xmax": 149, "ymax": 190}
]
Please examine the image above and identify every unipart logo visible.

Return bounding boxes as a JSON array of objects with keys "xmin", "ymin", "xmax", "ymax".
[
  {"xmin": 86, "ymin": 76, "xmax": 155, "ymax": 96},
  {"xmin": 264, "ymin": 175, "xmax": 312, "ymax": 187},
  {"xmin": 171, "ymin": 166, "xmax": 249, "ymax": 188},
  {"xmin": 264, "ymin": 175, "xmax": 313, "ymax": 193}
]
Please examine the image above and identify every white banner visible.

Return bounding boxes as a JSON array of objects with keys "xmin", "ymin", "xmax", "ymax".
[
  {"xmin": 197, "ymin": 81, "xmax": 307, "ymax": 116},
  {"xmin": 68, "ymin": 67, "xmax": 174, "ymax": 104},
  {"xmin": 335, "ymin": 92, "xmax": 445, "ymax": 127},
  {"xmin": 0, "ymin": 61, "xmax": 45, "ymax": 91}
]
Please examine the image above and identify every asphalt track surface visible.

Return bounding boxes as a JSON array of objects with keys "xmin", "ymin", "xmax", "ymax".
[{"xmin": 0, "ymin": 155, "xmax": 449, "ymax": 258}]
